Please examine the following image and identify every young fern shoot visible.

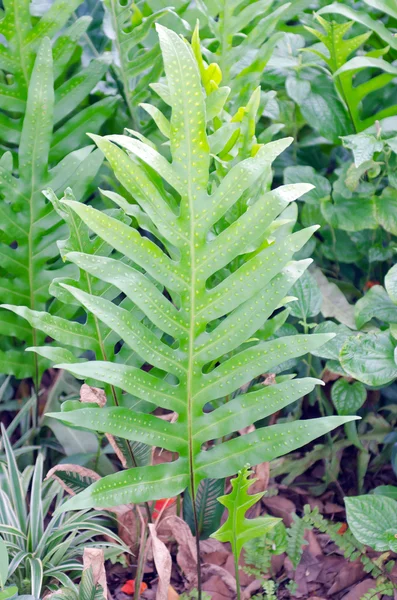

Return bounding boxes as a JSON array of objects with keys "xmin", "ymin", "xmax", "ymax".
[{"xmin": 20, "ymin": 24, "xmax": 357, "ymax": 593}]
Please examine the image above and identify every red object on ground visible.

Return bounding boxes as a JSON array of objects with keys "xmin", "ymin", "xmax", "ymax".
[
  {"xmin": 338, "ymin": 522, "xmax": 348, "ymax": 535},
  {"xmin": 152, "ymin": 497, "xmax": 176, "ymax": 520},
  {"xmin": 121, "ymin": 580, "xmax": 148, "ymax": 595}
]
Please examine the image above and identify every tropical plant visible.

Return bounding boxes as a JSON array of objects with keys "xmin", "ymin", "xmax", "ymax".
[
  {"xmin": 287, "ymin": 502, "xmax": 396, "ymax": 599},
  {"xmin": 7, "ymin": 24, "xmax": 360, "ymax": 594},
  {"xmin": 0, "ymin": 427, "xmax": 126, "ymax": 597},
  {"xmin": 101, "ymin": 0, "xmax": 175, "ymax": 127},
  {"xmin": 211, "ymin": 466, "xmax": 280, "ymax": 600},
  {"xmin": 339, "ymin": 263, "xmax": 397, "ymax": 387},
  {"xmin": 305, "ymin": 14, "xmax": 397, "ymax": 133},
  {"xmin": 46, "ymin": 566, "xmax": 105, "ymax": 600},
  {"xmin": 196, "ymin": 0, "xmax": 289, "ymax": 105},
  {"xmin": 0, "ymin": 32, "xmax": 111, "ymax": 384},
  {"xmin": 0, "ymin": 0, "xmax": 115, "ymax": 161}
]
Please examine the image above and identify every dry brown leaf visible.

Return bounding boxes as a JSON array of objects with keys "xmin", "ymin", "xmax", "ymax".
[
  {"xmin": 238, "ymin": 424, "xmax": 255, "ymax": 435},
  {"xmin": 262, "ymin": 373, "xmax": 276, "ymax": 385},
  {"xmin": 80, "ymin": 383, "xmax": 107, "ymax": 406},
  {"xmin": 158, "ymin": 515, "xmax": 197, "ymax": 584},
  {"xmin": 167, "ymin": 586, "xmax": 179, "ymax": 600},
  {"xmin": 262, "ymin": 495, "xmax": 296, "ymax": 526},
  {"xmin": 305, "ymin": 529, "xmax": 322, "ymax": 557},
  {"xmin": 45, "ymin": 464, "xmax": 101, "ymax": 496},
  {"xmin": 106, "ymin": 433, "xmax": 128, "ymax": 468},
  {"xmin": 202, "ymin": 575, "xmax": 231, "ymax": 600},
  {"xmin": 328, "ymin": 561, "xmax": 364, "ymax": 595},
  {"xmin": 341, "ymin": 578, "xmax": 376, "ymax": 600},
  {"xmin": 148, "ymin": 524, "xmax": 172, "ymax": 600},
  {"xmin": 250, "ymin": 462, "xmax": 270, "ymax": 494},
  {"xmin": 311, "ymin": 267, "xmax": 356, "ymax": 329},
  {"xmin": 202, "ymin": 564, "xmax": 237, "ymax": 593},
  {"xmin": 83, "ymin": 548, "xmax": 108, "ymax": 598}
]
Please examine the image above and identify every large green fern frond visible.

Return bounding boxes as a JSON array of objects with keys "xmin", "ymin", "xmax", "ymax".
[
  {"xmin": 0, "ymin": 0, "xmax": 116, "ymax": 160},
  {"xmin": 305, "ymin": 15, "xmax": 397, "ymax": 131},
  {"xmin": 0, "ymin": 39, "xmax": 106, "ymax": 380},
  {"xmin": 197, "ymin": 0, "xmax": 288, "ymax": 104},
  {"xmin": 22, "ymin": 25, "xmax": 356, "ymax": 509}
]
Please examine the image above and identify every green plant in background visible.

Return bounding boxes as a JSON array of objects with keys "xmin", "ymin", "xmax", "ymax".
[
  {"xmin": 0, "ymin": 0, "xmax": 113, "ymax": 158},
  {"xmin": 286, "ymin": 502, "xmax": 396, "ymax": 598},
  {"xmin": 0, "ymin": 10, "xmax": 115, "ymax": 383},
  {"xmin": 101, "ymin": 0, "xmax": 172, "ymax": 126},
  {"xmin": 196, "ymin": 0, "xmax": 289, "ymax": 106},
  {"xmin": 46, "ymin": 566, "xmax": 105, "ymax": 600},
  {"xmin": 211, "ymin": 466, "xmax": 280, "ymax": 600},
  {"xmin": 0, "ymin": 428, "xmax": 126, "ymax": 597},
  {"xmin": 8, "ymin": 24, "xmax": 358, "ymax": 596},
  {"xmin": 305, "ymin": 15, "xmax": 397, "ymax": 133},
  {"xmin": 340, "ymin": 263, "xmax": 397, "ymax": 387}
]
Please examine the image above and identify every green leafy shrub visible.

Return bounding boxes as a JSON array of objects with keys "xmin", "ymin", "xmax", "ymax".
[
  {"xmin": 0, "ymin": 428, "xmax": 126, "ymax": 597},
  {"xmin": 0, "ymin": 0, "xmax": 118, "ymax": 382}
]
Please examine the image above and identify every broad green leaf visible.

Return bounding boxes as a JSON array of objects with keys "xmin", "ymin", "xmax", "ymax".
[
  {"xmin": 341, "ymin": 134, "xmax": 384, "ymax": 168},
  {"xmin": 331, "ymin": 379, "xmax": 366, "ymax": 415},
  {"xmin": 340, "ymin": 331, "xmax": 397, "ymax": 386},
  {"xmin": 385, "ymin": 265, "xmax": 397, "ymax": 305},
  {"xmin": 345, "ymin": 495, "xmax": 397, "ymax": 551},
  {"xmin": 211, "ymin": 466, "xmax": 280, "ymax": 559},
  {"xmin": 364, "ymin": 0, "xmax": 397, "ymax": 17},
  {"xmin": 288, "ymin": 271, "xmax": 322, "ymax": 320},
  {"xmin": 284, "ymin": 166, "xmax": 331, "ymax": 205},
  {"xmin": 355, "ymin": 286, "xmax": 397, "ymax": 329},
  {"xmin": 373, "ymin": 486, "xmax": 397, "ymax": 500},
  {"xmin": 312, "ymin": 322, "xmax": 356, "ymax": 361},
  {"xmin": 321, "ymin": 194, "xmax": 375, "ymax": 232},
  {"xmin": 375, "ymin": 187, "xmax": 397, "ymax": 235}
]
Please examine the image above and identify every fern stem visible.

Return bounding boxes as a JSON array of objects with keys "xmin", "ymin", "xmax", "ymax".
[
  {"xmin": 190, "ymin": 483, "xmax": 203, "ymax": 598},
  {"xmin": 134, "ymin": 515, "xmax": 149, "ymax": 600},
  {"xmin": 234, "ymin": 552, "xmax": 241, "ymax": 600}
]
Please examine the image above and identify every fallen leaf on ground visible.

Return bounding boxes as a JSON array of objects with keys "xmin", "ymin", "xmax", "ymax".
[
  {"xmin": 202, "ymin": 575, "xmax": 231, "ymax": 600},
  {"xmin": 262, "ymin": 495, "xmax": 296, "ymax": 526},
  {"xmin": 121, "ymin": 580, "xmax": 148, "ymax": 595},
  {"xmin": 341, "ymin": 578, "xmax": 377, "ymax": 599},
  {"xmin": 202, "ymin": 564, "xmax": 236, "ymax": 593},
  {"xmin": 45, "ymin": 463, "xmax": 100, "ymax": 496},
  {"xmin": 250, "ymin": 462, "xmax": 270, "ymax": 494},
  {"xmin": 328, "ymin": 560, "xmax": 364, "ymax": 594},
  {"xmin": 80, "ymin": 383, "xmax": 106, "ymax": 406},
  {"xmin": 159, "ymin": 515, "xmax": 197, "ymax": 584},
  {"xmin": 148, "ymin": 523, "xmax": 172, "ymax": 600},
  {"xmin": 167, "ymin": 586, "xmax": 179, "ymax": 600},
  {"xmin": 83, "ymin": 548, "xmax": 107, "ymax": 598}
]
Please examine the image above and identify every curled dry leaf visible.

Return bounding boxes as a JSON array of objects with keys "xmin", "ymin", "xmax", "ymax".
[
  {"xmin": 83, "ymin": 548, "xmax": 108, "ymax": 598},
  {"xmin": 46, "ymin": 463, "xmax": 139, "ymax": 551},
  {"xmin": 148, "ymin": 523, "xmax": 172, "ymax": 600},
  {"xmin": 250, "ymin": 462, "xmax": 270, "ymax": 494},
  {"xmin": 201, "ymin": 564, "xmax": 237, "ymax": 594},
  {"xmin": 45, "ymin": 463, "xmax": 101, "ymax": 496},
  {"xmin": 158, "ymin": 516, "xmax": 197, "ymax": 585},
  {"xmin": 80, "ymin": 383, "xmax": 107, "ymax": 406},
  {"xmin": 106, "ymin": 433, "xmax": 128, "ymax": 468},
  {"xmin": 311, "ymin": 267, "xmax": 356, "ymax": 330}
]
